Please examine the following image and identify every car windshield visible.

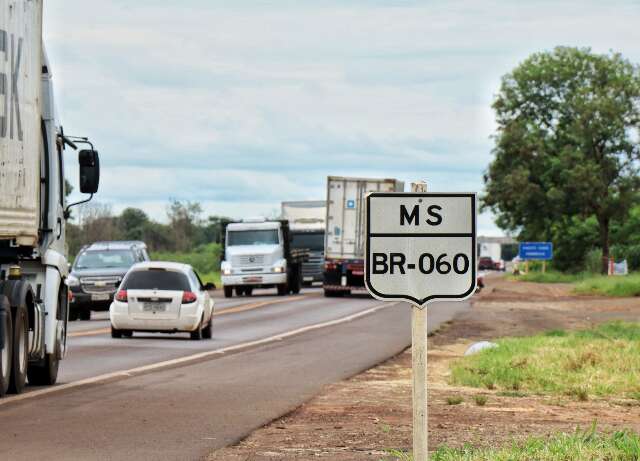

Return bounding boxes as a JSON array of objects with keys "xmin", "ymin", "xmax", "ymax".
[
  {"xmin": 74, "ymin": 250, "xmax": 135, "ymax": 269},
  {"xmin": 228, "ymin": 229, "xmax": 279, "ymax": 246},
  {"xmin": 122, "ymin": 270, "xmax": 191, "ymax": 291},
  {"xmin": 291, "ymin": 232, "xmax": 324, "ymax": 251}
]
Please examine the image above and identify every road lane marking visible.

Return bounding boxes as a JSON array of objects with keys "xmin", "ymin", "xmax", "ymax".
[
  {"xmin": 67, "ymin": 294, "xmax": 315, "ymax": 338},
  {"xmin": 1, "ymin": 301, "xmax": 399, "ymax": 406}
]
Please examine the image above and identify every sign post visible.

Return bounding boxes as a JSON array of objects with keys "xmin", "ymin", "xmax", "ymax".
[{"xmin": 365, "ymin": 183, "xmax": 477, "ymax": 460}]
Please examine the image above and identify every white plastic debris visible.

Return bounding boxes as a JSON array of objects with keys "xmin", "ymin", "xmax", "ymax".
[{"xmin": 464, "ymin": 341, "xmax": 498, "ymax": 356}]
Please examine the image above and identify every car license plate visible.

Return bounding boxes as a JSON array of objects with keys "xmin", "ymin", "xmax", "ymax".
[
  {"xmin": 143, "ymin": 303, "xmax": 167, "ymax": 312},
  {"xmin": 243, "ymin": 276, "xmax": 262, "ymax": 283},
  {"xmin": 91, "ymin": 293, "xmax": 110, "ymax": 301}
]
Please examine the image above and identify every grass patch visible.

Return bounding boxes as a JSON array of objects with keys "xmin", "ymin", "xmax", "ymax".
[
  {"xmin": 574, "ymin": 273, "xmax": 640, "ymax": 297},
  {"xmin": 451, "ymin": 322, "xmax": 640, "ymax": 399},
  {"xmin": 474, "ymin": 395, "xmax": 488, "ymax": 406},
  {"xmin": 509, "ymin": 270, "xmax": 584, "ymax": 284},
  {"xmin": 446, "ymin": 396, "xmax": 464, "ymax": 405},
  {"xmin": 431, "ymin": 427, "xmax": 640, "ymax": 460},
  {"xmin": 151, "ymin": 242, "xmax": 222, "ymax": 288}
]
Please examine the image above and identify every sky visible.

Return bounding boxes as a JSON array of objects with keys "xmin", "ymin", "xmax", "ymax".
[{"xmin": 44, "ymin": 1, "xmax": 640, "ymax": 236}]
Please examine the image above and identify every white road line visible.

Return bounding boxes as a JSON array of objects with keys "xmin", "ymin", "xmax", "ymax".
[{"xmin": 0, "ymin": 301, "xmax": 398, "ymax": 406}]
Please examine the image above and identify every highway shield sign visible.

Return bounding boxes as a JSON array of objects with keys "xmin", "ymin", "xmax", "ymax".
[{"xmin": 365, "ymin": 193, "xmax": 477, "ymax": 307}]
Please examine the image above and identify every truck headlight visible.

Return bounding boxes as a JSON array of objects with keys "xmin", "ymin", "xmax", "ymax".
[
  {"xmin": 272, "ymin": 260, "xmax": 286, "ymax": 273},
  {"xmin": 221, "ymin": 262, "xmax": 232, "ymax": 276},
  {"xmin": 273, "ymin": 266, "xmax": 284, "ymax": 273},
  {"xmin": 67, "ymin": 275, "xmax": 80, "ymax": 287}
]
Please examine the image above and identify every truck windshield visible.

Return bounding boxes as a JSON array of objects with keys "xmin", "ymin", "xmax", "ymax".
[
  {"xmin": 74, "ymin": 250, "xmax": 135, "ymax": 269},
  {"xmin": 291, "ymin": 232, "xmax": 324, "ymax": 251},
  {"xmin": 228, "ymin": 229, "xmax": 279, "ymax": 246},
  {"xmin": 122, "ymin": 270, "xmax": 191, "ymax": 291}
]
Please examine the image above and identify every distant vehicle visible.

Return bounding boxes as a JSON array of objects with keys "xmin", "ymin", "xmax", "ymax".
[
  {"xmin": 323, "ymin": 176, "xmax": 404, "ymax": 297},
  {"xmin": 220, "ymin": 219, "xmax": 307, "ymax": 297},
  {"xmin": 67, "ymin": 242, "xmax": 150, "ymax": 320},
  {"xmin": 281, "ymin": 201, "xmax": 326, "ymax": 285},
  {"xmin": 478, "ymin": 256, "xmax": 495, "ymax": 271},
  {"xmin": 0, "ymin": 1, "xmax": 101, "ymax": 395},
  {"xmin": 109, "ymin": 262, "xmax": 215, "ymax": 340}
]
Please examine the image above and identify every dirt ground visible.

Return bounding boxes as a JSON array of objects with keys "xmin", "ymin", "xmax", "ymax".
[{"xmin": 208, "ymin": 275, "xmax": 640, "ymax": 460}]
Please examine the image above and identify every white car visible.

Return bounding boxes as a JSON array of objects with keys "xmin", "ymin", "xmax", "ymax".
[{"xmin": 109, "ymin": 262, "xmax": 215, "ymax": 340}]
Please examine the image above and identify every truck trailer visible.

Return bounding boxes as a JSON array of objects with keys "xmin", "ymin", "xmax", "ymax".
[
  {"xmin": 323, "ymin": 176, "xmax": 404, "ymax": 297},
  {"xmin": 281, "ymin": 200, "xmax": 326, "ymax": 285},
  {"xmin": 220, "ymin": 219, "xmax": 307, "ymax": 297},
  {"xmin": 0, "ymin": 0, "xmax": 100, "ymax": 395}
]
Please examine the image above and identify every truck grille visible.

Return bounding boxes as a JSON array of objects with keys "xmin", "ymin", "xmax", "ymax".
[
  {"xmin": 233, "ymin": 255, "xmax": 266, "ymax": 267},
  {"xmin": 80, "ymin": 276, "xmax": 121, "ymax": 294}
]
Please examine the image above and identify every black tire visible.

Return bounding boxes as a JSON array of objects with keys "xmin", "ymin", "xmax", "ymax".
[
  {"xmin": 68, "ymin": 308, "xmax": 79, "ymax": 321},
  {"xmin": 27, "ymin": 337, "xmax": 59, "ymax": 386},
  {"xmin": 235, "ymin": 287, "xmax": 244, "ymax": 297},
  {"xmin": 190, "ymin": 318, "xmax": 203, "ymax": 340},
  {"xmin": 277, "ymin": 284, "xmax": 288, "ymax": 296},
  {"xmin": 223, "ymin": 286, "xmax": 233, "ymax": 298},
  {"xmin": 0, "ymin": 297, "xmax": 13, "ymax": 397},
  {"xmin": 111, "ymin": 325, "xmax": 123, "ymax": 338},
  {"xmin": 8, "ymin": 304, "xmax": 28, "ymax": 394},
  {"xmin": 245, "ymin": 287, "xmax": 253, "ymax": 297},
  {"xmin": 122, "ymin": 330, "xmax": 133, "ymax": 338},
  {"xmin": 324, "ymin": 289, "xmax": 336, "ymax": 297},
  {"xmin": 79, "ymin": 309, "xmax": 91, "ymax": 321},
  {"xmin": 202, "ymin": 317, "xmax": 213, "ymax": 339}
]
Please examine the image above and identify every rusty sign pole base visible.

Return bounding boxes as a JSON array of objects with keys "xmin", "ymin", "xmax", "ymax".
[{"xmin": 411, "ymin": 181, "xmax": 428, "ymax": 460}]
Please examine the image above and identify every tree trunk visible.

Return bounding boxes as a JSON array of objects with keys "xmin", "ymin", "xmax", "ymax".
[{"xmin": 599, "ymin": 216, "xmax": 610, "ymax": 275}]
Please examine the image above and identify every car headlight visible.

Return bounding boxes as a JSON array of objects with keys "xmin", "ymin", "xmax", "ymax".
[
  {"xmin": 221, "ymin": 261, "xmax": 232, "ymax": 276},
  {"xmin": 67, "ymin": 275, "xmax": 80, "ymax": 287}
]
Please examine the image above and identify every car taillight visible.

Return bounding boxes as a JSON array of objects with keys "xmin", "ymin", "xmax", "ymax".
[
  {"xmin": 182, "ymin": 291, "xmax": 197, "ymax": 304},
  {"xmin": 115, "ymin": 290, "xmax": 128, "ymax": 302},
  {"xmin": 324, "ymin": 261, "xmax": 337, "ymax": 270}
]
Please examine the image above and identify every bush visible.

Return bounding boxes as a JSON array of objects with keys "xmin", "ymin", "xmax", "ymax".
[{"xmin": 151, "ymin": 242, "xmax": 222, "ymax": 275}]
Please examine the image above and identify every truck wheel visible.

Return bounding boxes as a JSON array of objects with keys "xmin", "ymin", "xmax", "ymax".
[
  {"xmin": 27, "ymin": 337, "xmax": 59, "ymax": 386},
  {"xmin": 68, "ymin": 309, "xmax": 79, "ymax": 321},
  {"xmin": 277, "ymin": 284, "xmax": 288, "ymax": 296},
  {"xmin": 245, "ymin": 288, "xmax": 253, "ymax": 297},
  {"xmin": 79, "ymin": 309, "xmax": 91, "ymax": 321},
  {"xmin": 290, "ymin": 275, "xmax": 301, "ymax": 295},
  {"xmin": 235, "ymin": 287, "xmax": 245, "ymax": 296},
  {"xmin": 0, "ymin": 296, "xmax": 12, "ymax": 396},
  {"xmin": 8, "ymin": 304, "xmax": 28, "ymax": 394},
  {"xmin": 224, "ymin": 286, "xmax": 233, "ymax": 298}
]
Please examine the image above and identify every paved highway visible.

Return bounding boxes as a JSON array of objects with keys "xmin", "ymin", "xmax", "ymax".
[{"xmin": 0, "ymin": 288, "xmax": 471, "ymax": 461}]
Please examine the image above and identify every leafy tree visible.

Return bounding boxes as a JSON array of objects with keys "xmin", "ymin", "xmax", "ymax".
[
  {"xmin": 483, "ymin": 47, "xmax": 640, "ymax": 273},
  {"xmin": 167, "ymin": 199, "xmax": 203, "ymax": 252},
  {"xmin": 119, "ymin": 207, "xmax": 149, "ymax": 241}
]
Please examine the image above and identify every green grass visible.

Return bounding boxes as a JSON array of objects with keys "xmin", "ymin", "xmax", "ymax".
[
  {"xmin": 574, "ymin": 273, "xmax": 640, "ymax": 297},
  {"xmin": 431, "ymin": 427, "xmax": 640, "ymax": 461},
  {"xmin": 446, "ymin": 396, "xmax": 464, "ymax": 405},
  {"xmin": 509, "ymin": 270, "xmax": 584, "ymax": 284},
  {"xmin": 151, "ymin": 242, "xmax": 222, "ymax": 288},
  {"xmin": 473, "ymin": 395, "xmax": 488, "ymax": 406},
  {"xmin": 450, "ymin": 322, "xmax": 640, "ymax": 399}
]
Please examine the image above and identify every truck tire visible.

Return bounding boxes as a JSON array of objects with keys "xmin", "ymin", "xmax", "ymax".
[
  {"xmin": 235, "ymin": 287, "xmax": 245, "ymax": 297},
  {"xmin": 224, "ymin": 286, "xmax": 233, "ymax": 298},
  {"xmin": 245, "ymin": 287, "xmax": 253, "ymax": 297},
  {"xmin": 277, "ymin": 284, "xmax": 288, "ymax": 296},
  {"xmin": 0, "ymin": 296, "xmax": 12, "ymax": 397},
  {"xmin": 68, "ymin": 308, "xmax": 79, "ymax": 321},
  {"xmin": 28, "ymin": 284, "xmax": 65, "ymax": 386},
  {"xmin": 8, "ymin": 303, "xmax": 28, "ymax": 394},
  {"xmin": 79, "ymin": 309, "xmax": 91, "ymax": 321}
]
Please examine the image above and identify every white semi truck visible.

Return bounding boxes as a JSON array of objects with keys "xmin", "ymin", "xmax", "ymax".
[
  {"xmin": 281, "ymin": 200, "xmax": 326, "ymax": 285},
  {"xmin": 220, "ymin": 219, "xmax": 307, "ymax": 297},
  {"xmin": 323, "ymin": 176, "xmax": 404, "ymax": 297},
  {"xmin": 0, "ymin": 1, "xmax": 100, "ymax": 396}
]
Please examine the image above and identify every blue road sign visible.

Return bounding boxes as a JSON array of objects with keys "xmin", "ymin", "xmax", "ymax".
[{"xmin": 519, "ymin": 242, "xmax": 553, "ymax": 260}]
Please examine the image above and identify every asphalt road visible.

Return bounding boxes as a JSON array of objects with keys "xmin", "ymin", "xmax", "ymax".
[{"xmin": 0, "ymin": 288, "xmax": 471, "ymax": 461}]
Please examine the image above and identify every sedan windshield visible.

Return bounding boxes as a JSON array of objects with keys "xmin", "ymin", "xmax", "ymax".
[
  {"xmin": 74, "ymin": 250, "xmax": 135, "ymax": 269},
  {"xmin": 122, "ymin": 270, "xmax": 191, "ymax": 291},
  {"xmin": 228, "ymin": 229, "xmax": 279, "ymax": 246}
]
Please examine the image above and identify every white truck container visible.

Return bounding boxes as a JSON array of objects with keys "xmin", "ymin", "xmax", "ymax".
[
  {"xmin": 0, "ymin": 0, "xmax": 100, "ymax": 396},
  {"xmin": 323, "ymin": 176, "xmax": 404, "ymax": 296},
  {"xmin": 281, "ymin": 201, "xmax": 326, "ymax": 284}
]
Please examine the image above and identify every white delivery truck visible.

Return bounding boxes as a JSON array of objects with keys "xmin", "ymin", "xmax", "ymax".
[
  {"xmin": 220, "ymin": 219, "xmax": 307, "ymax": 297},
  {"xmin": 0, "ymin": 0, "xmax": 100, "ymax": 396},
  {"xmin": 281, "ymin": 200, "xmax": 326, "ymax": 285},
  {"xmin": 323, "ymin": 176, "xmax": 404, "ymax": 297}
]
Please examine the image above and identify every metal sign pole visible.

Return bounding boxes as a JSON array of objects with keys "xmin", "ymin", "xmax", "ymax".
[{"xmin": 411, "ymin": 181, "xmax": 428, "ymax": 460}]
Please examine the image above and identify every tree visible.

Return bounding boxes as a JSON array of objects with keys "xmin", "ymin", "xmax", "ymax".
[
  {"xmin": 166, "ymin": 199, "xmax": 203, "ymax": 252},
  {"xmin": 483, "ymin": 47, "xmax": 640, "ymax": 273},
  {"xmin": 119, "ymin": 208, "xmax": 149, "ymax": 241}
]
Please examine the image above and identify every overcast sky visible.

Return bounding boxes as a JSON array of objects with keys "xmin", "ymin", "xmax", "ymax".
[{"xmin": 44, "ymin": 1, "xmax": 640, "ymax": 236}]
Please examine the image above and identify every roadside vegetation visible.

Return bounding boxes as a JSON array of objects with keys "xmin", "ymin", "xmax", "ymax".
[
  {"xmin": 430, "ymin": 427, "xmax": 640, "ymax": 461},
  {"xmin": 510, "ymin": 269, "xmax": 640, "ymax": 297},
  {"xmin": 509, "ymin": 270, "xmax": 584, "ymax": 284},
  {"xmin": 450, "ymin": 322, "xmax": 640, "ymax": 399},
  {"xmin": 151, "ymin": 243, "xmax": 222, "ymax": 286}
]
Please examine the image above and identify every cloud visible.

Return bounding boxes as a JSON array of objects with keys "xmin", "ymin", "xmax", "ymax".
[{"xmin": 46, "ymin": 1, "xmax": 640, "ymax": 237}]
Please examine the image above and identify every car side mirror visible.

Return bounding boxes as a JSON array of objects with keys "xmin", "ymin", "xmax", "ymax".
[
  {"xmin": 203, "ymin": 282, "xmax": 216, "ymax": 291},
  {"xmin": 79, "ymin": 149, "xmax": 100, "ymax": 194}
]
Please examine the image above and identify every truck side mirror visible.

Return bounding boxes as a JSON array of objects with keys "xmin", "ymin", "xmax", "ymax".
[{"xmin": 79, "ymin": 149, "xmax": 100, "ymax": 194}]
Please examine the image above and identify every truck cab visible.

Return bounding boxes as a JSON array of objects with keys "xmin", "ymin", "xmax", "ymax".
[{"xmin": 221, "ymin": 219, "xmax": 305, "ymax": 297}]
